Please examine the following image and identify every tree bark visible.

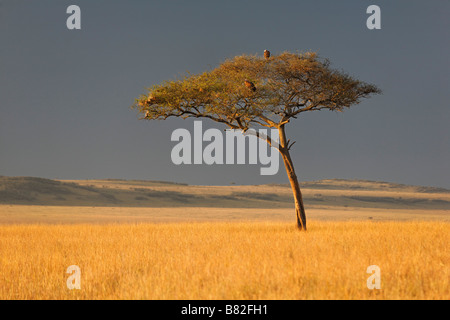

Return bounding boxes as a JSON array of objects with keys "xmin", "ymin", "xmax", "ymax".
[{"xmin": 278, "ymin": 125, "xmax": 307, "ymax": 230}]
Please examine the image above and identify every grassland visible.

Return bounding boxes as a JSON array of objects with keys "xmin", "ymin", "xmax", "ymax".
[
  {"xmin": 0, "ymin": 221, "xmax": 448, "ymax": 299},
  {"xmin": 0, "ymin": 177, "xmax": 448, "ymax": 299}
]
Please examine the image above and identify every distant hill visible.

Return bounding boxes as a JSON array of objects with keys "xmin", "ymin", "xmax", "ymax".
[
  {"xmin": 0, "ymin": 176, "xmax": 449, "ymax": 210},
  {"xmin": 271, "ymin": 179, "xmax": 450, "ymax": 194}
]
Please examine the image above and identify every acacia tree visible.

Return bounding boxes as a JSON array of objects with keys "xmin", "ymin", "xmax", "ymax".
[{"xmin": 133, "ymin": 52, "xmax": 380, "ymax": 230}]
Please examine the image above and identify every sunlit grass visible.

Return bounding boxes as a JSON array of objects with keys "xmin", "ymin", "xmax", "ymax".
[{"xmin": 0, "ymin": 221, "xmax": 448, "ymax": 299}]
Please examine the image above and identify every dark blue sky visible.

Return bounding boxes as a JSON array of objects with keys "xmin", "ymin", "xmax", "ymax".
[{"xmin": 1, "ymin": 0, "xmax": 449, "ymax": 187}]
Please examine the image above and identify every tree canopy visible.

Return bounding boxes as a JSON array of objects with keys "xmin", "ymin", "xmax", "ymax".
[{"xmin": 133, "ymin": 52, "xmax": 381, "ymax": 132}]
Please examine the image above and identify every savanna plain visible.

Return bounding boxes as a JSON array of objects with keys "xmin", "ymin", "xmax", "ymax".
[{"xmin": 0, "ymin": 177, "xmax": 448, "ymax": 299}]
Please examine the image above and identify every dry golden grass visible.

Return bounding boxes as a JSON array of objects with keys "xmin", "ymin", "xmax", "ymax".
[
  {"xmin": 0, "ymin": 221, "xmax": 448, "ymax": 300},
  {"xmin": 1, "ymin": 205, "xmax": 448, "ymax": 224}
]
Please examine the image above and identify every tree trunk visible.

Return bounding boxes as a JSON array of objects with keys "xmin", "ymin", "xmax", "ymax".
[{"xmin": 278, "ymin": 125, "xmax": 307, "ymax": 230}]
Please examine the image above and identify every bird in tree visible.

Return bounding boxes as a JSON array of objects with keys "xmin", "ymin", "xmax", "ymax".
[
  {"xmin": 133, "ymin": 51, "xmax": 381, "ymax": 230},
  {"xmin": 264, "ymin": 49, "xmax": 270, "ymax": 60},
  {"xmin": 244, "ymin": 79, "xmax": 257, "ymax": 92}
]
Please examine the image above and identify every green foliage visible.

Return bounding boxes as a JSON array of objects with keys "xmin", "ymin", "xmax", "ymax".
[{"xmin": 133, "ymin": 52, "xmax": 381, "ymax": 130}]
